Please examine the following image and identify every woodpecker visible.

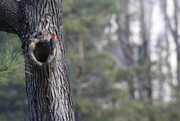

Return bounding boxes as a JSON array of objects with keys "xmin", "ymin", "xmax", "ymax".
[{"xmin": 50, "ymin": 34, "xmax": 57, "ymax": 55}]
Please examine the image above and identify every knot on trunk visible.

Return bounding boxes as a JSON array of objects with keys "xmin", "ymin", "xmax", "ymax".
[{"xmin": 26, "ymin": 34, "xmax": 57, "ymax": 66}]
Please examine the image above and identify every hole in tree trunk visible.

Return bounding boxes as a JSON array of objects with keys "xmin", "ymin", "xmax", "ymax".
[{"xmin": 33, "ymin": 42, "xmax": 49, "ymax": 62}]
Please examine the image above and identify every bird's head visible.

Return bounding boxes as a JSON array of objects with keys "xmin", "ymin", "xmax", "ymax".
[{"xmin": 52, "ymin": 34, "xmax": 57, "ymax": 39}]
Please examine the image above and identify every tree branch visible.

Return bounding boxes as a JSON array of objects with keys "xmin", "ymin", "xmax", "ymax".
[
  {"xmin": 0, "ymin": 0, "xmax": 24, "ymax": 34},
  {"xmin": 0, "ymin": 19, "xmax": 17, "ymax": 34}
]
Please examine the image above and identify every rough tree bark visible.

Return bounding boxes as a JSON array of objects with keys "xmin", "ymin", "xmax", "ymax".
[{"xmin": 0, "ymin": 0, "xmax": 75, "ymax": 121}]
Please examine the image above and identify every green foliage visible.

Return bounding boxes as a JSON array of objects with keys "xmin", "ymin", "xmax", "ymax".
[
  {"xmin": 63, "ymin": 0, "xmax": 116, "ymax": 37},
  {"xmin": 0, "ymin": 43, "xmax": 24, "ymax": 83},
  {"xmin": 0, "ymin": 81, "xmax": 27, "ymax": 121},
  {"xmin": 154, "ymin": 102, "xmax": 180, "ymax": 121},
  {"xmin": 116, "ymin": 68, "xmax": 135, "ymax": 82},
  {"xmin": 115, "ymin": 63, "xmax": 157, "ymax": 83},
  {"xmin": 0, "ymin": 32, "xmax": 27, "ymax": 121}
]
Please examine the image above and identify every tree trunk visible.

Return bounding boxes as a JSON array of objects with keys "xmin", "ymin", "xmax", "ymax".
[
  {"xmin": 161, "ymin": 0, "xmax": 180, "ymax": 97},
  {"xmin": 139, "ymin": 0, "xmax": 154, "ymax": 121},
  {"xmin": 115, "ymin": 0, "xmax": 135, "ymax": 100},
  {"xmin": 0, "ymin": 0, "xmax": 75, "ymax": 121}
]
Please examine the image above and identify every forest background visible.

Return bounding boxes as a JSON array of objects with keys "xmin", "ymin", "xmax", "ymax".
[{"xmin": 0, "ymin": 0, "xmax": 180, "ymax": 121}]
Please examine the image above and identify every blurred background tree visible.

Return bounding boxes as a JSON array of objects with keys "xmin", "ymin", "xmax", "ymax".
[{"xmin": 1, "ymin": 0, "xmax": 180, "ymax": 121}]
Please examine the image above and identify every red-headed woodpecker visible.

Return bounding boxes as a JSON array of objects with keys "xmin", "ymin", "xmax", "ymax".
[{"xmin": 50, "ymin": 34, "xmax": 57, "ymax": 55}]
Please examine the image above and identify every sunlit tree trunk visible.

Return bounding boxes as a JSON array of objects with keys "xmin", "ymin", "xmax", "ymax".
[
  {"xmin": 161, "ymin": 0, "xmax": 180, "ymax": 98},
  {"xmin": 139, "ymin": 0, "xmax": 154, "ymax": 120},
  {"xmin": 139, "ymin": 0, "xmax": 153, "ymax": 103}
]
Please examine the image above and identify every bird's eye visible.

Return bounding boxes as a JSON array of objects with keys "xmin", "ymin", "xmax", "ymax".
[{"xmin": 39, "ymin": 32, "xmax": 42, "ymax": 36}]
